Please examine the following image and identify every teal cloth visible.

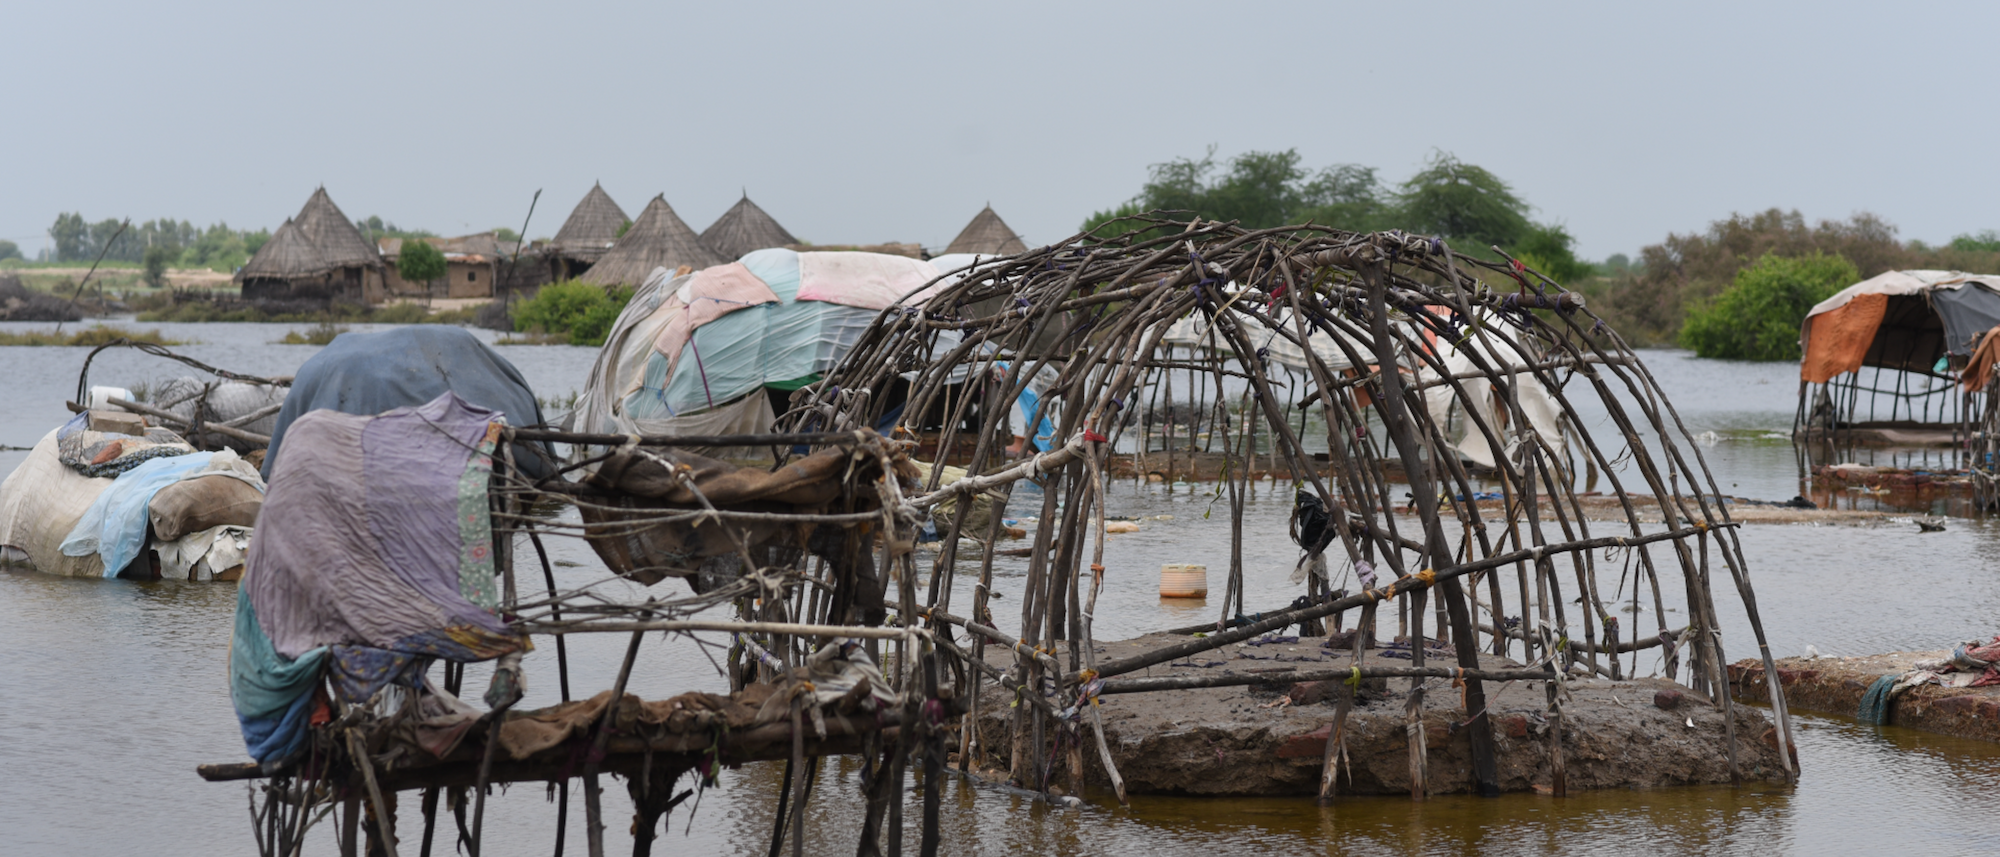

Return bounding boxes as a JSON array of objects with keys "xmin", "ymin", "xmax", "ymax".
[
  {"xmin": 1856, "ymin": 673, "xmax": 1899, "ymax": 725},
  {"xmin": 229, "ymin": 588, "xmax": 327, "ymax": 720}
]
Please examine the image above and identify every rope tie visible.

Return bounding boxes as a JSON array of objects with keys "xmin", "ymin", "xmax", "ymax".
[
  {"xmin": 1414, "ymin": 569, "xmax": 1436, "ymax": 587},
  {"xmin": 1344, "ymin": 666, "xmax": 1362, "ymax": 688}
]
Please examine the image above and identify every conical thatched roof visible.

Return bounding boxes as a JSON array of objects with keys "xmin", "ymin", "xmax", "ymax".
[
  {"xmin": 551, "ymin": 182, "xmax": 629, "ymax": 262},
  {"xmin": 235, "ymin": 218, "xmax": 329, "ymax": 282},
  {"xmin": 700, "ymin": 193, "xmax": 799, "ymax": 261},
  {"xmin": 293, "ymin": 187, "xmax": 381, "ymax": 268},
  {"xmin": 944, "ymin": 205, "xmax": 1028, "ymax": 256},
  {"xmin": 581, "ymin": 194, "xmax": 725, "ymax": 286}
]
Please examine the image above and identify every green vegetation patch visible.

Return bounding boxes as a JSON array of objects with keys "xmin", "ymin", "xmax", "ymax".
[
  {"xmin": 0, "ymin": 324, "xmax": 187, "ymax": 347},
  {"xmin": 1679, "ymin": 252, "xmax": 1859, "ymax": 361},
  {"xmin": 511, "ymin": 281, "xmax": 631, "ymax": 346},
  {"xmin": 279, "ymin": 321, "xmax": 350, "ymax": 345}
]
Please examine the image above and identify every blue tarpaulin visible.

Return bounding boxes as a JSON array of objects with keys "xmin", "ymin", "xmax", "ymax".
[{"xmin": 262, "ymin": 327, "xmax": 551, "ymax": 479}]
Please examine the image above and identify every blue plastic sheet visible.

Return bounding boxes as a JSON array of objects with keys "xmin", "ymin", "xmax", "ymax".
[
  {"xmin": 59, "ymin": 451, "xmax": 219, "ymax": 577},
  {"xmin": 263, "ymin": 326, "xmax": 549, "ymax": 479}
]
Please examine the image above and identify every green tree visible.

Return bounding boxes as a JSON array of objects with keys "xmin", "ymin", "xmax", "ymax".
[
  {"xmin": 142, "ymin": 243, "xmax": 177, "ymax": 288},
  {"xmin": 51, "ymin": 213, "xmax": 87, "ymax": 261},
  {"xmin": 1080, "ymin": 147, "xmax": 1392, "ymax": 238},
  {"xmin": 1394, "ymin": 151, "xmax": 1531, "ymax": 250},
  {"xmin": 1679, "ymin": 252, "xmax": 1859, "ymax": 361},
  {"xmin": 1950, "ymin": 230, "xmax": 2000, "ymax": 253},
  {"xmin": 398, "ymin": 239, "xmax": 448, "ymax": 292},
  {"xmin": 1512, "ymin": 222, "xmax": 1592, "ymax": 284},
  {"xmin": 0, "ymin": 240, "xmax": 20, "ymax": 262}
]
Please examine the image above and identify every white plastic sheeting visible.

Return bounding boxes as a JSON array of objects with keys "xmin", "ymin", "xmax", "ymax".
[
  {"xmin": 0, "ymin": 429, "xmax": 114, "ymax": 577},
  {"xmin": 1157, "ymin": 308, "xmax": 1381, "ymax": 373},
  {"xmin": 1419, "ymin": 320, "xmax": 1567, "ymax": 472}
]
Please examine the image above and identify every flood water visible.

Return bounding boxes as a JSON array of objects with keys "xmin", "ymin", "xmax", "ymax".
[{"xmin": 5, "ymin": 323, "xmax": 2000, "ymax": 855}]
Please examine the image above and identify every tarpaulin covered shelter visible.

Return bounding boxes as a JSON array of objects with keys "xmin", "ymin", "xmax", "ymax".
[
  {"xmin": 1795, "ymin": 270, "xmax": 2000, "ymax": 452},
  {"xmin": 575, "ymin": 249, "xmax": 945, "ymax": 447},
  {"xmin": 263, "ymin": 326, "xmax": 552, "ymax": 479},
  {"xmin": 1800, "ymin": 270, "xmax": 2000, "ymax": 383}
]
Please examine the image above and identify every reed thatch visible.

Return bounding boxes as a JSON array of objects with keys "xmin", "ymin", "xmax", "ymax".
[
  {"xmin": 293, "ymin": 187, "xmax": 382, "ymax": 269},
  {"xmin": 551, "ymin": 182, "xmax": 629, "ymax": 263},
  {"xmin": 580, "ymin": 194, "xmax": 725, "ymax": 286},
  {"xmin": 943, "ymin": 205, "xmax": 1028, "ymax": 255},
  {"xmin": 700, "ymin": 192, "xmax": 799, "ymax": 261},
  {"xmin": 235, "ymin": 218, "xmax": 329, "ymax": 281}
]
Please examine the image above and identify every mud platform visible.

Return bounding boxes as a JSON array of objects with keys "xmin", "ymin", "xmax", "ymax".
[
  {"xmin": 1731, "ymin": 654, "xmax": 2000, "ymax": 743},
  {"xmin": 973, "ymin": 632, "xmax": 1788, "ymax": 797}
]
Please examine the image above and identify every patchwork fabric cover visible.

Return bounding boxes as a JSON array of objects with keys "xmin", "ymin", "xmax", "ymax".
[{"xmin": 229, "ymin": 392, "xmax": 526, "ymax": 764}]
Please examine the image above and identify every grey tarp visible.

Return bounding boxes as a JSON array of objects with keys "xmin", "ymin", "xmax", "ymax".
[
  {"xmin": 262, "ymin": 327, "xmax": 553, "ymax": 479},
  {"xmin": 1930, "ymin": 285, "xmax": 2000, "ymax": 357}
]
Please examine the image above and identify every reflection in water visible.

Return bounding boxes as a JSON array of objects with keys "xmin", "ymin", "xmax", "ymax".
[{"xmin": 7, "ymin": 332, "xmax": 2000, "ymax": 854}]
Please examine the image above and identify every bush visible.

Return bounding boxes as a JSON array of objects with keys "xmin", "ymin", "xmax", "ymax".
[
  {"xmin": 512, "ymin": 281, "xmax": 630, "ymax": 346},
  {"xmin": 1678, "ymin": 252, "xmax": 1859, "ymax": 361},
  {"xmin": 279, "ymin": 321, "xmax": 349, "ymax": 345}
]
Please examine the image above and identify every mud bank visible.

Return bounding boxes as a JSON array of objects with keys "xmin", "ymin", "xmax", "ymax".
[
  {"xmin": 1731, "ymin": 654, "xmax": 2000, "ymax": 742},
  {"xmin": 972, "ymin": 632, "xmax": 1787, "ymax": 797}
]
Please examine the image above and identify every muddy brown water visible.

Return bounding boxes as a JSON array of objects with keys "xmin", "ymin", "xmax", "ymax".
[{"xmin": 5, "ymin": 324, "xmax": 2000, "ymax": 854}]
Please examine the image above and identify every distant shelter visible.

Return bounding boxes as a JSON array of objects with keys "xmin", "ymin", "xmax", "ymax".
[
  {"xmin": 699, "ymin": 192, "xmax": 798, "ymax": 261},
  {"xmin": 579, "ymin": 194, "xmax": 724, "ymax": 287},
  {"xmin": 378, "ymin": 233, "xmax": 508, "ymax": 300},
  {"xmin": 235, "ymin": 188, "xmax": 384, "ymax": 303},
  {"xmin": 943, "ymin": 204, "xmax": 1027, "ymax": 256},
  {"xmin": 546, "ymin": 183, "xmax": 629, "ymax": 281}
]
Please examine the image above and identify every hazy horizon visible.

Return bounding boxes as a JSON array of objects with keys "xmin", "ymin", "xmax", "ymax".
[{"xmin": 6, "ymin": 1, "xmax": 1996, "ymax": 262}]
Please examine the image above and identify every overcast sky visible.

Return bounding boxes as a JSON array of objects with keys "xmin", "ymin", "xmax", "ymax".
[{"xmin": 5, "ymin": 1, "xmax": 1996, "ymax": 261}]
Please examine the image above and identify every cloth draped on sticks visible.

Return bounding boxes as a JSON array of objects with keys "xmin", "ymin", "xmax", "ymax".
[{"xmin": 229, "ymin": 392, "xmax": 527, "ymax": 766}]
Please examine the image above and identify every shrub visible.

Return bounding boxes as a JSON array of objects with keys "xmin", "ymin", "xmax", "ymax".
[
  {"xmin": 512, "ymin": 281, "xmax": 630, "ymax": 346},
  {"xmin": 1678, "ymin": 252, "xmax": 1859, "ymax": 361},
  {"xmin": 279, "ymin": 321, "xmax": 348, "ymax": 345}
]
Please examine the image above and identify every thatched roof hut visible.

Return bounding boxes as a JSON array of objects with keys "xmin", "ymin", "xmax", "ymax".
[
  {"xmin": 234, "ymin": 188, "xmax": 384, "ymax": 303},
  {"xmin": 944, "ymin": 205, "xmax": 1027, "ymax": 256},
  {"xmin": 580, "ymin": 195, "xmax": 725, "ymax": 287},
  {"xmin": 550, "ymin": 182, "xmax": 629, "ymax": 265},
  {"xmin": 237, "ymin": 218, "xmax": 328, "ymax": 281},
  {"xmin": 700, "ymin": 193, "xmax": 799, "ymax": 261},
  {"xmin": 292, "ymin": 187, "xmax": 383, "ymax": 270}
]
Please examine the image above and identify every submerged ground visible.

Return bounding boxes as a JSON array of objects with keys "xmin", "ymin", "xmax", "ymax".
[{"xmin": 4, "ymin": 322, "xmax": 2000, "ymax": 855}]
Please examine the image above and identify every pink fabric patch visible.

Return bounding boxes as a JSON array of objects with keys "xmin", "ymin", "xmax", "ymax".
[
  {"xmin": 652, "ymin": 263, "xmax": 780, "ymax": 380},
  {"xmin": 796, "ymin": 252, "xmax": 941, "ymax": 310}
]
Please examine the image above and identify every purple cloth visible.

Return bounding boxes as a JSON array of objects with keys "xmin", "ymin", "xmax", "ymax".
[{"xmin": 244, "ymin": 393, "xmax": 516, "ymax": 662}]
